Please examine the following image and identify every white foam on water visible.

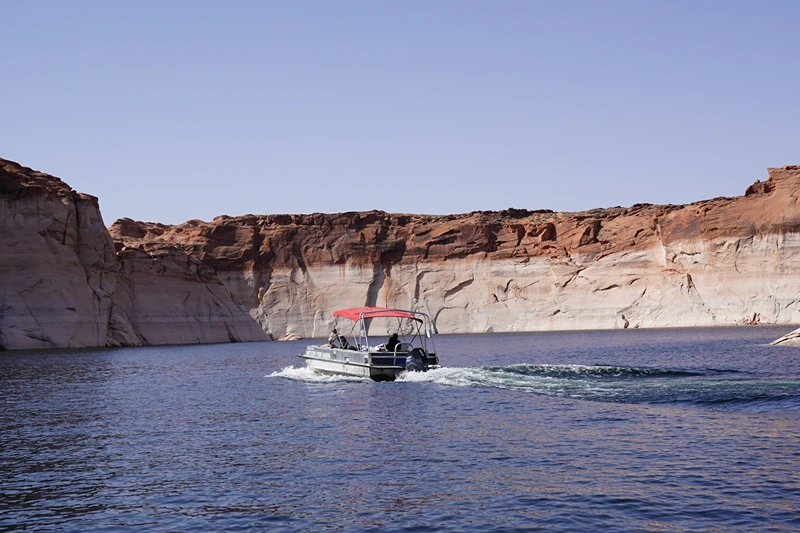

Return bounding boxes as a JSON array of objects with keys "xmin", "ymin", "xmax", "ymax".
[
  {"xmin": 398, "ymin": 366, "xmax": 565, "ymax": 393},
  {"xmin": 397, "ymin": 366, "xmax": 489, "ymax": 387},
  {"xmin": 267, "ymin": 364, "xmax": 800, "ymax": 411},
  {"xmin": 397, "ymin": 365, "xmax": 670, "ymax": 403},
  {"xmin": 267, "ymin": 365, "xmax": 370, "ymax": 383}
]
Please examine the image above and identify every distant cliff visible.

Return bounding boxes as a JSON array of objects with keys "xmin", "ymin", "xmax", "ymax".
[
  {"xmin": 3, "ymin": 156, "xmax": 798, "ymax": 350},
  {"xmin": 0, "ymin": 158, "xmax": 267, "ymax": 350},
  {"xmin": 108, "ymin": 166, "xmax": 800, "ymax": 338}
]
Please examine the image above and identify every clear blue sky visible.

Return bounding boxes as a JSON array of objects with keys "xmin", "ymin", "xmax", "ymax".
[{"xmin": 3, "ymin": 1, "xmax": 798, "ymax": 226}]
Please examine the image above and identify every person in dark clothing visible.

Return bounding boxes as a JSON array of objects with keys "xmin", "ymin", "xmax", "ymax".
[
  {"xmin": 328, "ymin": 328, "xmax": 349, "ymax": 349},
  {"xmin": 386, "ymin": 333, "xmax": 400, "ymax": 352}
]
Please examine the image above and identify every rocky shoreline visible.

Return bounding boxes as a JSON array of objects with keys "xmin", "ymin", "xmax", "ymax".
[{"xmin": 2, "ymin": 157, "xmax": 799, "ymax": 350}]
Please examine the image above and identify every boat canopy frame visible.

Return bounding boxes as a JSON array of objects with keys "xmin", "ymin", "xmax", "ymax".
[{"xmin": 332, "ymin": 306, "xmax": 435, "ymax": 353}]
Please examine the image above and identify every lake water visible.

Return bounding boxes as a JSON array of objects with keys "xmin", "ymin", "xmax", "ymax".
[{"xmin": 2, "ymin": 326, "xmax": 800, "ymax": 532}]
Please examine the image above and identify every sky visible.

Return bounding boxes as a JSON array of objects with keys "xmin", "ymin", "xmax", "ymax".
[{"xmin": 3, "ymin": 1, "xmax": 799, "ymax": 226}]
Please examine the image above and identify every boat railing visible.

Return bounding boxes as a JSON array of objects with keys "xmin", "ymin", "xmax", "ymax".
[
  {"xmin": 368, "ymin": 345, "xmax": 438, "ymax": 368},
  {"xmin": 367, "ymin": 341, "xmax": 416, "ymax": 354},
  {"xmin": 396, "ymin": 342, "xmax": 414, "ymax": 353}
]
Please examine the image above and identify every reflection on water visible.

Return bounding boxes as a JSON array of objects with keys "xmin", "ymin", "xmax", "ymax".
[{"xmin": 2, "ymin": 327, "xmax": 800, "ymax": 531}]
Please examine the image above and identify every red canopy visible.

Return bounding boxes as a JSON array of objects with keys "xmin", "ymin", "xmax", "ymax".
[{"xmin": 333, "ymin": 306, "xmax": 422, "ymax": 322}]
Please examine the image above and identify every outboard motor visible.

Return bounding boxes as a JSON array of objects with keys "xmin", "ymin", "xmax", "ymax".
[{"xmin": 405, "ymin": 348, "xmax": 429, "ymax": 372}]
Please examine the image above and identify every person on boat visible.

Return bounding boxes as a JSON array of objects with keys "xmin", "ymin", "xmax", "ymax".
[
  {"xmin": 328, "ymin": 329, "xmax": 349, "ymax": 349},
  {"xmin": 386, "ymin": 333, "xmax": 400, "ymax": 352}
]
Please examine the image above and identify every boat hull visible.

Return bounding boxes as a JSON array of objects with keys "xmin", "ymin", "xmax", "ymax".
[{"xmin": 299, "ymin": 346, "xmax": 436, "ymax": 382}]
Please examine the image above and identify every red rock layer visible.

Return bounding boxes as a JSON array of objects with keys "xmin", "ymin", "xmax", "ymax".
[
  {"xmin": 109, "ymin": 165, "xmax": 800, "ymax": 315},
  {"xmin": 4, "ymin": 155, "xmax": 799, "ymax": 347}
]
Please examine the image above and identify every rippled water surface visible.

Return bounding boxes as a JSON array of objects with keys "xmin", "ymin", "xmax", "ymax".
[{"xmin": 2, "ymin": 327, "xmax": 800, "ymax": 532}]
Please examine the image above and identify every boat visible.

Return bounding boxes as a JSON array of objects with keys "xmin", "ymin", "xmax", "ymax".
[{"xmin": 299, "ymin": 306, "xmax": 441, "ymax": 381}]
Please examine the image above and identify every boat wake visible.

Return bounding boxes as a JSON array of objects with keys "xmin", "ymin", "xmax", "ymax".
[
  {"xmin": 396, "ymin": 364, "xmax": 800, "ymax": 412},
  {"xmin": 482, "ymin": 363, "xmax": 715, "ymax": 379},
  {"xmin": 269, "ymin": 363, "xmax": 800, "ymax": 411},
  {"xmin": 397, "ymin": 364, "xmax": 710, "ymax": 385},
  {"xmin": 267, "ymin": 365, "xmax": 371, "ymax": 383}
]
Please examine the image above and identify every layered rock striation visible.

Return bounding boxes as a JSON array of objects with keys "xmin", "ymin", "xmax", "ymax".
[
  {"xmin": 109, "ymin": 166, "xmax": 800, "ymax": 338},
  {"xmin": 0, "ymin": 160, "xmax": 119, "ymax": 349},
  {"xmin": 4, "ymin": 155, "xmax": 798, "ymax": 349},
  {"xmin": 0, "ymin": 159, "xmax": 267, "ymax": 350}
]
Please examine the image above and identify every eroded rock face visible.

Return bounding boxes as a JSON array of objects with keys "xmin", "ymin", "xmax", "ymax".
[
  {"xmin": 0, "ymin": 160, "xmax": 121, "ymax": 349},
  {"xmin": 109, "ymin": 166, "xmax": 800, "ymax": 337},
  {"xmin": 111, "ymin": 241, "xmax": 268, "ymax": 346},
  {"xmin": 5, "ymin": 155, "xmax": 797, "ymax": 348},
  {"xmin": 0, "ymin": 159, "xmax": 266, "ymax": 350}
]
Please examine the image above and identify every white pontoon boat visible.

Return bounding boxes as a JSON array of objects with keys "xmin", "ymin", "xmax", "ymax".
[{"xmin": 299, "ymin": 306, "xmax": 440, "ymax": 381}]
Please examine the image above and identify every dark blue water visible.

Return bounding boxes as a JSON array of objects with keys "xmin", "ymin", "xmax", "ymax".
[{"xmin": 2, "ymin": 327, "xmax": 800, "ymax": 532}]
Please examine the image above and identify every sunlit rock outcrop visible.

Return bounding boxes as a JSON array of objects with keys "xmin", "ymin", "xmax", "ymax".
[
  {"xmin": 4, "ymin": 155, "xmax": 797, "ymax": 349},
  {"xmin": 0, "ymin": 159, "xmax": 267, "ymax": 350},
  {"xmin": 109, "ymin": 165, "xmax": 800, "ymax": 337},
  {"xmin": 0, "ymin": 159, "xmax": 121, "ymax": 349}
]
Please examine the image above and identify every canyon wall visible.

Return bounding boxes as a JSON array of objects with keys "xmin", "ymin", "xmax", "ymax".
[
  {"xmin": 0, "ymin": 159, "xmax": 267, "ymax": 350},
  {"xmin": 109, "ymin": 166, "xmax": 800, "ymax": 338},
  {"xmin": 0, "ymin": 161, "xmax": 119, "ymax": 349},
  {"xmin": 4, "ymin": 155, "xmax": 798, "ymax": 350}
]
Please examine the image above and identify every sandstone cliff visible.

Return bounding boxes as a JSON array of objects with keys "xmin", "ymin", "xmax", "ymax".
[
  {"xmin": 111, "ymin": 239, "xmax": 269, "ymax": 346},
  {"xmin": 109, "ymin": 166, "xmax": 800, "ymax": 338},
  {"xmin": 0, "ymin": 160, "xmax": 119, "ymax": 349},
  {"xmin": 0, "ymin": 159, "xmax": 267, "ymax": 350}
]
